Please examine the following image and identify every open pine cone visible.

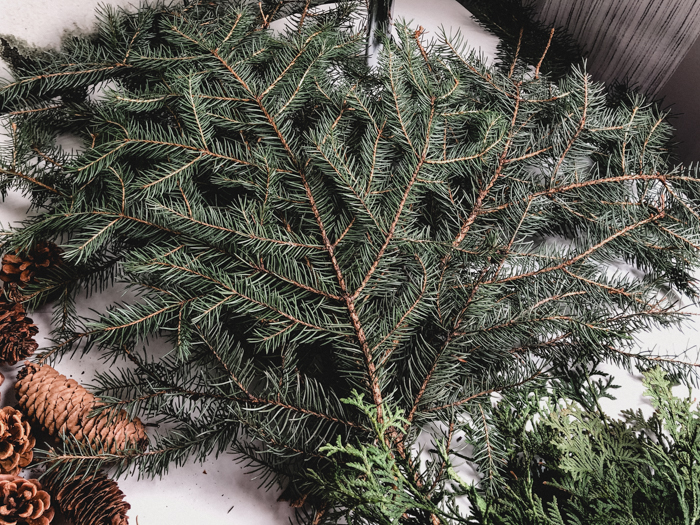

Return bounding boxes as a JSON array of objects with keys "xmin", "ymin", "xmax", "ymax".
[
  {"xmin": 0, "ymin": 295, "xmax": 38, "ymax": 365},
  {"xmin": 0, "ymin": 242, "xmax": 63, "ymax": 287},
  {"xmin": 0, "ymin": 475, "xmax": 54, "ymax": 525},
  {"xmin": 42, "ymin": 470, "xmax": 129, "ymax": 525},
  {"xmin": 15, "ymin": 364, "xmax": 148, "ymax": 453},
  {"xmin": 0, "ymin": 407, "xmax": 35, "ymax": 475}
]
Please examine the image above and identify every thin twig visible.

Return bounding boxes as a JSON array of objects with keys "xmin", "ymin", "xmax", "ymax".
[{"xmin": 535, "ymin": 28, "xmax": 555, "ymax": 79}]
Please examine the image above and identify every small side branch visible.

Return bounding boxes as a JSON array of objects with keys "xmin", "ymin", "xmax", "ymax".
[{"xmin": 535, "ymin": 28, "xmax": 555, "ymax": 79}]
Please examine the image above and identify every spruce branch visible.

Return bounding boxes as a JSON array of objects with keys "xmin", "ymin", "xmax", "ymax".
[{"xmin": 1, "ymin": 1, "xmax": 700, "ymax": 522}]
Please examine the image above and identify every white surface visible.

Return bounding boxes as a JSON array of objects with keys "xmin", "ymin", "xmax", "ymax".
[{"xmin": 0, "ymin": 1, "xmax": 697, "ymax": 524}]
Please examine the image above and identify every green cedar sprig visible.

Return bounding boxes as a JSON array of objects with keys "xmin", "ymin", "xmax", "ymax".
[
  {"xmin": 473, "ymin": 367, "xmax": 700, "ymax": 524},
  {"xmin": 312, "ymin": 367, "xmax": 700, "ymax": 524}
]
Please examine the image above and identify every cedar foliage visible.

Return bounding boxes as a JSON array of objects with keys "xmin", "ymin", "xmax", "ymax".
[
  {"xmin": 1, "ymin": 1, "xmax": 700, "ymax": 522},
  {"xmin": 470, "ymin": 367, "xmax": 700, "ymax": 524},
  {"xmin": 318, "ymin": 367, "xmax": 700, "ymax": 524}
]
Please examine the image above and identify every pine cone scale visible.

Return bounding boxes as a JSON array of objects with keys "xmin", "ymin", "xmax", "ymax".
[
  {"xmin": 1, "ymin": 256, "xmax": 22, "ymax": 265},
  {"xmin": 0, "ymin": 264, "xmax": 20, "ymax": 277}
]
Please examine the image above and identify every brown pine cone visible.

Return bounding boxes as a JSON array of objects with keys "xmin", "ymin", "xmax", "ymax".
[
  {"xmin": 0, "ymin": 407, "xmax": 35, "ymax": 475},
  {"xmin": 15, "ymin": 364, "xmax": 148, "ymax": 454},
  {"xmin": 0, "ymin": 295, "xmax": 38, "ymax": 365},
  {"xmin": 0, "ymin": 242, "xmax": 63, "ymax": 287},
  {"xmin": 42, "ymin": 470, "xmax": 129, "ymax": 525},
  {"xmin": 0, "ymin": 475, "xmax": 54, "ymax": 525}
]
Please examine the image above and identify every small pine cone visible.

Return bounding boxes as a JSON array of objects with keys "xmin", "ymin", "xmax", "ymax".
[
  {"xmin": 15, "ymin": 364, "xmax": 148, "ymax": 454},
  {"xmin": 0, "ymin": 241, "xmax": 63, "ymax": 287},
  {"xmin": 0, "ymin": 407, "xmax": 36, "ymax": 475},
  {"xmin": 42, "ymin": 470, "xmax": 129, "ymax": 525},
  {"xmin": 0, "ymin": 475, "xmax": 54, "ymax": 525},
  {"xmin": 0, "ymin": 295, "xmax": 38, "ymax": 365}
]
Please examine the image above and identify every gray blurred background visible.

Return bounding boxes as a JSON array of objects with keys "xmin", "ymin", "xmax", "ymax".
[{"xmin": 532, "ymin": 0, "xmax": 700, "ymax": 164}]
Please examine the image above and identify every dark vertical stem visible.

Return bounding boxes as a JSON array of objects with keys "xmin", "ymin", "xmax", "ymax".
[{"xmin": 366, "ymin": 0, "xmax": 395, "ymax": 64}]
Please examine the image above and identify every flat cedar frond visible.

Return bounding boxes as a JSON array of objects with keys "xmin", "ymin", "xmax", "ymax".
[
  {"xmin": 1, "ymin": 1, "xmax": 700, "ymax": 523},
  {"xmin": 466, "ymin": 367, "xmax": 700, "ymax": 524}
]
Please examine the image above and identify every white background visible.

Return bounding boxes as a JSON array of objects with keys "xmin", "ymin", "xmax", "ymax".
[{"xmin": 0, "ymin": 0, "xmax": 697, "ymax": 523}]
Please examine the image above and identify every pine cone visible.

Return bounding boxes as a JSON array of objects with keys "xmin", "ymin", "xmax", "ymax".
[
  {"xmin": 42, "ymin": 470, "xmax": 129, "ymax": 525},
  {"xmin": 0, "ymin": 475, "xmax": 54, "ymax": 525},
  {"xmin": 15, "ymin": 364, "xmax": 148, "ymax": 454},
  {"xmin": 0, "ymin": 295, "xmax": 38, "ymax": 365},
  {"xmin": 0, "ymin": 242, "xmax": 63, "ymax": 287},
  {"xmin": 0, "ymin": 407, "xmax": 35, "ymax": 475}
]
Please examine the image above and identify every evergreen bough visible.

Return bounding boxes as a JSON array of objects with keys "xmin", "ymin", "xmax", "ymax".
[
  {"xmin": 1, "ymin": 1, "xmax": 700, "ymax": 522},
  {"xmin": 323, "ymin": 367, "xmax": 700, "ymax": 524},
  {"xmin": 470, "ymin": 366, "xmax": 700, "ymax": 524}
]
